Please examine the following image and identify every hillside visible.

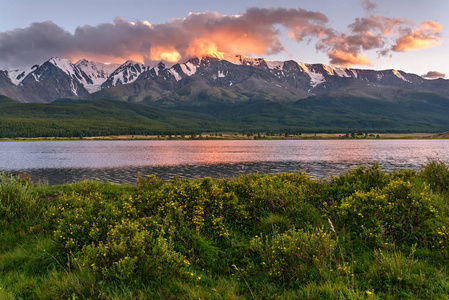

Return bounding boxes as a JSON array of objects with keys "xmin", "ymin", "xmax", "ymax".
[
  {"xmin": 0, "ymin": 99, "xmax": 243, "ymax": 138},
  {"xmin": 1, "ymin": 94, "xmax": 449, "ymax": 138}
]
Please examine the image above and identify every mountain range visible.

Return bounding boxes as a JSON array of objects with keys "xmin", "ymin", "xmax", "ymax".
[
  {"xmin": 1, "ymin": 55, "xmax": 449, "ymax": 135},
  {"xmin": 1, "ymin": 55, "xmax": 448, "ymax": 104}
]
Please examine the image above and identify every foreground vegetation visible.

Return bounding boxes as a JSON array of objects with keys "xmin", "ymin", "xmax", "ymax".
[{"xmin": 2, "ymin": 162, "xmax": 449, "ymax": 299}]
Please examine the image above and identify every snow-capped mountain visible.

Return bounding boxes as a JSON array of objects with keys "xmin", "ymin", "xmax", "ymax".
[
  {"xmin": 101, "ymin": 60, "xmax": 150, "ymax": 88},
  {"xmin": 130, "ymin": 54, "xmax": 432, "ymax": 97},
  {"xmin": 0, "ymin": 55, "xmax": 447, "ymax": 103},
  {"xmin": 0, "ymin": 58, "xmax": 144, "ymax": 102},
  {"xmin": 5, "ymin": 58, "xmax": 119, "ymax": 93},
  {"xmin": 75, "ymin": 59, "xmax": 120, "ymax": 93},
  {"xmin": 0, "ymin": 58, "xmax": 89, "ymax": 102}
]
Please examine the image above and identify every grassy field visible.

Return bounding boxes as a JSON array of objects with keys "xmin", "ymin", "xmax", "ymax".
[{"xmin": 1, "ymin": 162, "xmax": 449, "ymax": 299}]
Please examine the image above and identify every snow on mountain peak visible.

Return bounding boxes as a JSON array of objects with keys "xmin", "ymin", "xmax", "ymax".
[
  {"xmin": 180, "ymin": 61, "xmax": 197, "ymax": 76},
  {"xmin": 101, "ymin": 60, "xmax": 150, "ymax": 88},
  {"xmin": 322, "ymin": 64, "xmax": 351, "ymax": 77},
  {"xmin": 75, "ymin": 59, "xmax": 89, "ymax": 66},
  {"xmin": 6, "ymin": 64, "xmax": 39, "ymax": 86},
  {"xmin": 75, "ymin": 60, "xmax": 121, "ymax": 93},
  {"xmin": 224, "ymin": 54, "xmax": 267, "ymax": 67},
  {"xmin": 122, "ymin": 59, "xmax": 141, "ymax": 66},
  {"xmin": 168, "ymin": 68, "xmax": 182, "ymax": 81},
  {"xmin": 265, "ymin": 60, "xmax": 284, "ymax": 70},
  {"xmin": 47, "ymin": 57, "xmax": 77, "ymax": 78},
  {"xmin": 309, "ymin": 71, "xmax": 326, "ymax": 88}
]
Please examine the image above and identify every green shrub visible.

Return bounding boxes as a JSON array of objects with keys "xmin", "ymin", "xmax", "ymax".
[
  {"xmin": 81, "ymin": 219, "xmax": 189, "ymax": 283},
  {"xmin": 50, "ymin": 191, "xmax": 131, "ymax": 254},
  {"xmin": 328, "ymin": 163, "xmax": 388, "ymax": 204},
  {"xmin": 419, "ymin": 160, "xmax": 449, "ymax": 194},
  {"xmin": 335, "ymin": 179, "xmax": 437, "ymax": 246},
  {"xmin": 250, "ymin": 227, "xmax": 335, "ymax": 284},
  {"xmin": 137, "ymin": 177, "xmax": 249, "ymax": 238}
]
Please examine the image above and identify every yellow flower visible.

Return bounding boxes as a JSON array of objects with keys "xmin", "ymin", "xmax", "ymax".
[{"xmin": 366, "ymin": 290, "xmax": 373, "ymax": 295}]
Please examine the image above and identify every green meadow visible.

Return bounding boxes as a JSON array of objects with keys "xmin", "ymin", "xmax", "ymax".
[{"xmin": 2, "ymin": 161, "xmax": 449, "ymax": 299}]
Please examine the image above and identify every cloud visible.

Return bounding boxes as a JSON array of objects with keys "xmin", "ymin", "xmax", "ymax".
[
  {"xmin": 362, "ymin": 0, "xmax": 377, "ymax": 12},
  {"xmin": 313, "ymin": 6, "xmax": 442, "ymax": 67},
  {"xmin": 328, "ymin": 50, "xmax": 370, "ymax": 67},
  {"xmin": 392, "ymin": 21, "xmax": 442, "ymax": 52},
  {"xmin": 0, "ymin": 8, "xmax": 328, "ymax": 69},
  {"xmin": 0, "ymin": 5, "xmax": 443, "ymax": 69},
  {"xmin": 422, "ymin": 71, "xmax": 446, "ymax": 79},
  {"xmin": 0, "ymin": 21, "xmax": 73, "ymax": 69}
]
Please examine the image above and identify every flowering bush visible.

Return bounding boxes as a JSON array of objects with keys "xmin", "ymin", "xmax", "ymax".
[
  {"xmin": 250, "ymin": 227, "xmax": 335, "ymax": 284},
  {"xmin": 81, "ymin": 219, "xmax": 188, "ymax": 282},
  {"xmin": 336, "ymin": 179, "xmax": 437, "ymax": 246}
]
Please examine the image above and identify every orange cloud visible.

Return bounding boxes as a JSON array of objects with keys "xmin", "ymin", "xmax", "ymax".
[
  {"xmin": 392, "ymin": 21, "xmax": 442, "ymax": 52},
  {"xmin": 328, "ymin": 50, "xmax": 371, "ymax": 67},
  {"xmin": 150, "ymin": 47, "xmax": 181, "ymax": 62}
]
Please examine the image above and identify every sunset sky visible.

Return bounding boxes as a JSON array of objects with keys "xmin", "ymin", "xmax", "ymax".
[{"xmin": 0, "ymin": 0, "xmax": 447, "ymax": 78}]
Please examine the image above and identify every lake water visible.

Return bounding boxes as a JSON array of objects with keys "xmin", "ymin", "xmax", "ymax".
[{"xmin": 1, "ymin": 139, "xmax": 448, "ymax": 185}]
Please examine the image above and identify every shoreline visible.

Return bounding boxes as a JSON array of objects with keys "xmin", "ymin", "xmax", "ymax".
[{"xmin": 1, "ymin": 132, "xmax": 447, "ymax": 142}]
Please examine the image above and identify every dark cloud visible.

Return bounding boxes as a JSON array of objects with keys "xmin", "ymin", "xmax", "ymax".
[
  {"xmin": 0, "ymin": 5, "xmax": 443, "ymax": 69},
  {"xmin": 422, "ymin": 71, "xmax": 446, "ymax": 79},
  {"xmin": 0, "ymin": 21, "xmax": 73, "ymax": 69}
]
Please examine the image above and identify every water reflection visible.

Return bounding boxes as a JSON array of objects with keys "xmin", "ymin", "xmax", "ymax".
[{"xmin": 1, "ymin": 140, "xmax": 449, "ymax": 185}]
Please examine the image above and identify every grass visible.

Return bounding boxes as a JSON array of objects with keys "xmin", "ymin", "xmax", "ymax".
[{"xmin": 1, "ymin": 162, "xmax": 449, "ymax": 298}]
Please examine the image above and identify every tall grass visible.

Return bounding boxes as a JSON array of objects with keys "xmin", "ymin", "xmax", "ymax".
[{"xmin": 0, "ymin": 172, "xmax": 39, "ymax": 226}]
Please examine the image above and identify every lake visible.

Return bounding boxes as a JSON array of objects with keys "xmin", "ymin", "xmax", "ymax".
[{"xmin": 1, "ymin": 139, "xmax": 448, "ymax": 185}]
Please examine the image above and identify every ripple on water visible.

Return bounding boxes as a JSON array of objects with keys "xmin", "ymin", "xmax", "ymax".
[
  {"xmin": 2, "ymin": 139, "xmax": 449, "ymax": 185},
  {"xmin": 6, "ymin": 160, "xmax": 432, "ymax": 186}
]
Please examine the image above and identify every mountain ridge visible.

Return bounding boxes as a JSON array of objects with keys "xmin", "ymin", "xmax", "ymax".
[{"xmin": 1, "ymin": 54, "xmax": 448, "ymax": 103}]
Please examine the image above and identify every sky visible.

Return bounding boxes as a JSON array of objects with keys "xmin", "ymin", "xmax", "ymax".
[{"xmin": 0, "ymin": 0, "xmax": 447, "ymax": 78}]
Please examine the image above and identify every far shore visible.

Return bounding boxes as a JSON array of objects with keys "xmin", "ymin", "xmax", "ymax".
[{"xmin": 1, "ymin": 132, "xmax": 449, "ymax": 142}]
